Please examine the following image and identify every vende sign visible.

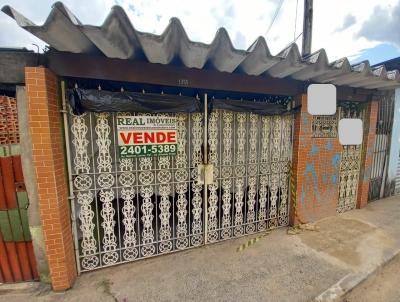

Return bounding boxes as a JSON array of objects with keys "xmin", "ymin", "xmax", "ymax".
[
  {"xmin": 119, "ymin": 131, "xmax": 176, "ymax": 145},
  {"xmin": 117, "ymin": 115, "xmax": 177, "ymax": 158}
]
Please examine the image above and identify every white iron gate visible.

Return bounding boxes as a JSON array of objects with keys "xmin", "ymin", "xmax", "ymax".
[
  {"xmin": 206, "ymin": 111, "xmax": 293, "ymax": 242},
  {"xmin": 337, "ymin": 107, "xmax": 365, "ymax": 213},
  {"xmin": 67, "ymin": 108, "xmax": 293, "ymax": 272}
]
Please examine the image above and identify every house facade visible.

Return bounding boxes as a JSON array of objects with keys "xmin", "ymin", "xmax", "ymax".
[{"xmin": 0, "ymin": 3, "xmax": 399, "ymax": 290}]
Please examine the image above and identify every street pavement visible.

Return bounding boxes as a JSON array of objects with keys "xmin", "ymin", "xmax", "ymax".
[
  {"xmin": 341, "ymin": 253, "xmax": 400, "ymax": 302},
  {"xmin": 1, "ymin": 196, "xmax": 399, "ymax": 302}
]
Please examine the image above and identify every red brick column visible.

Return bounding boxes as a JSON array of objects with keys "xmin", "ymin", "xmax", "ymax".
[
  {"xmin": 290, "ymin": 95, "xmax": 307, "ymax": 225},
  {"xmin": 357, "ymin": 100, "xmax": 378, "ymax": 209},
  {"xmin": 290, "ymin": 94, "xmax": 342, "ymax": 225},
  {"xmin": 25, "ymin": 67, "xmax": 76, "ymax": 290}
]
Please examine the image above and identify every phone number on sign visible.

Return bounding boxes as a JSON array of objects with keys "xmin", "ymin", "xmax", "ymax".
[{"xmin": 119, "ymin": 144, "xmax": 177, "ymax": 158}]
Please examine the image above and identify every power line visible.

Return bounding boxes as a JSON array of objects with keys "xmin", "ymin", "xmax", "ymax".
[
  {"xmin": 294, "ymin": 0, "xmax": 299, "ymax": 41},
  {"xmin": 294, "ymin": 31, "xmax": 303, "ymax": 42},
  {"xmin": 265, "ymin": 0, "xmax": 286, "ymax": 38},
  {"xmin": 283, "ymin": 32, "xmax": 302, "ymax": 50}
]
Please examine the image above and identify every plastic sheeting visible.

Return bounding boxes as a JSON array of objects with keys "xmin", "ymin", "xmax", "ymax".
[
  {"xmin": 68, "ymin": 88, "xmax": 298, "ymax": 116},
  {"xmin": 68, "ymin": 88, "xmax": 202, "ymax": 115},
  {"xmin": 211, "ymin": 98, "xmax": 299, "ymax": 116}
]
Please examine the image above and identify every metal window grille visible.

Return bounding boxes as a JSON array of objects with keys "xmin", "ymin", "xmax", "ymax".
[{"xmin": 312, "ymin": 115, "xmax": 338, "ymax": 138}]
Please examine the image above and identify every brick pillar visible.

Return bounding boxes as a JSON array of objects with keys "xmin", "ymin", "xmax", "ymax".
[
  {"xmin": 357, "ymin": 100, "xmax": 378, "ymax": 209},
  {"xmin": 290, "ymin": 95, "xmax": 308, "ymax": 225},
  {"xmin": 290, "ymin": 94, "xmax": 342, "ymax": 225},
  {"xmin": 25, "ymin": 67, "xmax": 76, "ymax": 290}
]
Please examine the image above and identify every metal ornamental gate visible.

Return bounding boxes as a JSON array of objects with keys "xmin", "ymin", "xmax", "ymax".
[
  {"xmin": 205, "ymin": 111, "xmax": 293, "ymax": 241},
  {"xmin": 337, "ymin": 107, "xmax": 365, "ymax": 213},
  {"xmin": 67, "ymin": 107, "xmax": 293, "ymax": 272},
  {"xmin": 368, "ymin": 95, "xmax": 394, "ymax": 201}
]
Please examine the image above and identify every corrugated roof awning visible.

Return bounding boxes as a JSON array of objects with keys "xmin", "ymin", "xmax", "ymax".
[{"xmin": 2, "ymin": 2, "xmax": 400, "ymax": 91}]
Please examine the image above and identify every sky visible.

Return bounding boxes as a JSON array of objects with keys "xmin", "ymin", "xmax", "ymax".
[{"xmin": 0, "ymin": 0, "xmax": 400, "ymax": 65}]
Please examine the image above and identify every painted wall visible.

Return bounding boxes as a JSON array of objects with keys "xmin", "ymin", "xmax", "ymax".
[
  {"xmin": 291, "ymin": 95, "xmax": 342, "ymax": 223},
  {"xmin": 290, "ymin": 95, "xmax": 377, "ymax": 224}
]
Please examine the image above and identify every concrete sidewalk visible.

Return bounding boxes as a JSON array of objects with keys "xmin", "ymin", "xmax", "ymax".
[{"xmin": 1, "ymin": 196, "xmax": 399, "ymax": 302}]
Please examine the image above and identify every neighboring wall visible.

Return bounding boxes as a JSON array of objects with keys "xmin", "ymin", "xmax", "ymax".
[
  {"xmin": 0, "ymin": 96, "xmax": 19, "ymax": 144},
  {"xmin": 16, "ymin": 86, "xmax": 51, "ymax": 283},
  {"xmin": 291, "ymin": 95, "xmax": 342, "ymax": 223},
  {"xmin": 290, "ymin": 95, "xmax": 378, "ymax": 224},
  {"xmin": 0, "ymin": 95, "xmax": 39, "ymax": 283}
]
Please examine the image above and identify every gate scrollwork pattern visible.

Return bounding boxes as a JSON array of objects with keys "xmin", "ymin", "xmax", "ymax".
[
  {"xmin": 158, "ymin": 156, "xmax": 172, "ymax": 253},
  {"xmin": 246, "ymin": 113, "xmax": 258, "ymax": 234},
  {"xmin": 337, "ymin": 108, "xmax": 365, "ymax": 213},
  {"xmin": 175, "ymin": 114, "xmax": 189, "ymax": 249},
  {"xmin": 221, "ymin": 111, "xmax": 233, "ymax": 239},
  {"xmin": 95, "ymin": 113, "xmax": 119, "ymax": 265},
  {"xmin": 71, "ymin": 112, "xmax": 99, "ymax": 270},
  {"xmin": 139, "ymin": 157, "xmax": 156, "ymax": 257},
  {"xmin": 258, "ymin": 116, "xmax": 271, "ymax": 231},
  {"xmin": 71, "ymin": 113, "xmax": 90, "ymax": 174},
  {"xmin": 69, "ymin": 108, "xmax": 292, "ymax": 272},
  {"xmin": 207, "ymin": 111, "xmax": 219, "ymax": 242},
  {"xmin": 69, "ymin": 111, "xmax": 204, "ymax": 272},
  {"xmin": 190, "ymin": 113, "xmax": 204, "ymax": 246},
  {"xmin": 77, "ymin": 191, "xmax": 99, "ymax": 270},
  {"xmin": 207, "ymin": 111, "xmax": 293, "ymax": 239},
  {"xmin": 268, "ymin": 116, "xmax": 282, "ymax": 228},
  {"xmin": 234, "ymin": 113, "xmax": 246, "ymax": 237}
]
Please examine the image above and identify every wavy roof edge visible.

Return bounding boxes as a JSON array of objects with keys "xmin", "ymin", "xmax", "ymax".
[{"xmin": 2, "ymin": 2, "xmax": 400, "ymax": 90}]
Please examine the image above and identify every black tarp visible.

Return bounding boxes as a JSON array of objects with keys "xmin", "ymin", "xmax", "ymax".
[
  {"xmin": 68, "ymin": 88, "xmax": 202, "ymax": 115},
  {"xmin": 211, "ymin": 98, "xmax": 299, "ymax": 115},
  {"xmin": 68, "ymin": 88, "xmax": 298, "ymax": 115}
]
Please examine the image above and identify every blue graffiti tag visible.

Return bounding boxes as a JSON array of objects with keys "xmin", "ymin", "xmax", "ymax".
[
  {"xmin": 331, "ymin": 153, "xmax": 341, "ymax": 168},
  {"xmin": 301, "ymin": 185, "xmax": 306, "ymax": 205},
  {"xmin": 325, "ymin": 141, "xmax": 333, "ymax": 151},
  {"xmin": 304, "ymin": 161, "xmax": 321, "ymax": 202},
  {"xmin": 311, "ymin": 144, "xmax": 319, "ymax": 155}
]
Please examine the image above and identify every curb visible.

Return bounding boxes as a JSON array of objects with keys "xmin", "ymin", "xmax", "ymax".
[
  {"xmin": 313, "ymin": 247, "xmax": 400, "ymax": 302},
  {"xmin": 0, "ymin": 281, "xmax": 51, "ymax": 296}
]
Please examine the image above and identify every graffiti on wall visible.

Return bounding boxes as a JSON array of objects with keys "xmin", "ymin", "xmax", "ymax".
[{"xmin": 300, "ymin": 141, "xmax": 341, "ymax": 206}]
